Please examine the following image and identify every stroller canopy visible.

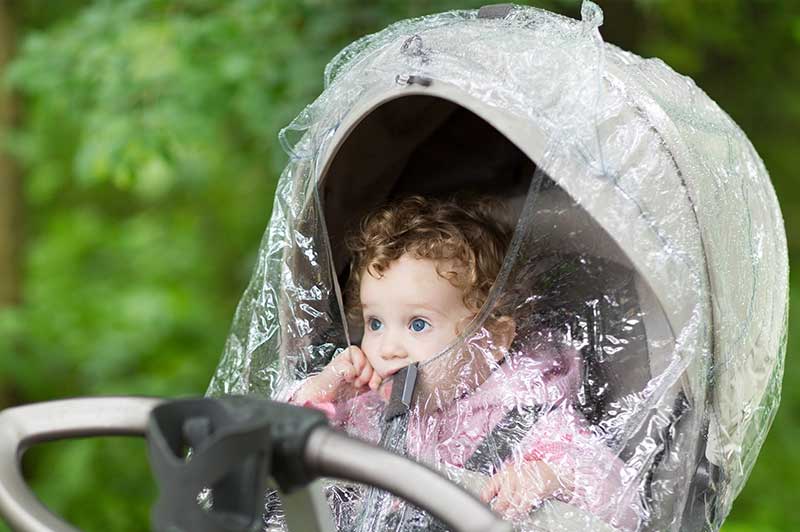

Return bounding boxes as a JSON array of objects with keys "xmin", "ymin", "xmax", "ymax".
[{"xmin": 209, "ymin": 3, "xmax": 788, "ymax": 531}]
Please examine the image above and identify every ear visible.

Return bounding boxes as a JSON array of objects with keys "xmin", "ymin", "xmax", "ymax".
[{"xmin": 489, "ymin": 316, "xmax": 516, "ymax": 358}]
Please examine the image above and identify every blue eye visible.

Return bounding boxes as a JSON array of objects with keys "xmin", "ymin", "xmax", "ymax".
[
  {"xmin": 369, "ymin": 318, "xmax": 383, "ymax": 331},
  {"xmin": 410, "ymin": 318, "xmax": 429, "ymax": 332}
]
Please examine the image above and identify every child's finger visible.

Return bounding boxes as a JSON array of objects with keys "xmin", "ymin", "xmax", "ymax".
[
  {"xmin": 356, "ymin": 363, "xmax": 373, "ymax": 388},
  {"xmin": 332, "ymin": 350, "xmax": 354, "ymax": 380},
  {"xmin": 340, "ymin": 362, "xmax": 357, "ymax": 383},
  {"xmin": 352, "ymin": 362, "xmax": 368, "ymax": 387},
  {"xmin": 505, "ymin": 480, "xmax": 526, "ymax": 515},
  {"xmin": 350, "ymin": 347, "xmax": 366, "ymax": 374},
  {"xmin": 480, "ymin": 474, "xmax": 500, "ymax": 503},
  {"xmin": 494, "ymin": 472, "xmax": 521, "ymax": 514},
  {"xmin": 514, "ymin": 498, "xmax": 535, "ymax": 519},
  {"xmin": 510, "ymin": 492, "xmax": 537, "ymax": 520},
  {"xmin": 493, "ymin": 492, "xmax": 509, "ymax": 514},
  {"xmin": 368, "ymin": 371, "xmax": 382, "ymax": 390},
  {"xmin": 493, "ymin": 478, "xmax": 511, "ymax": 512}
]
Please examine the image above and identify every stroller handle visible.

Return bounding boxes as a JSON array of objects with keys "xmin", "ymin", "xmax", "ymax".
[
  {"xmin": 0, "ymin": 397, "xmax": 162, "ymax": 532},
  {"xmin": 0, "ymin": 397, "xmax": 511, "ymax": 532},
  {"xmin": 306, "ymin": 425, "xmax": 510, "ymax": 532}
]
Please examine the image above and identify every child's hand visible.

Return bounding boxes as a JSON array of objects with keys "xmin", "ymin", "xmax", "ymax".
[
  {"xmin": 480, "ymin": 460, "xmax": 566, "ymax": 520},
  {"xmin": 331, "ymin": 345, "xmax": 383, "ymax": 391},
  {"xmin": 293, "ymin": 346, "xmax": 382, "ymax": 404}
]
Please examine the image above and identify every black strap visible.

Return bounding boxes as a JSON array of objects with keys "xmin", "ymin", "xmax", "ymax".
[{"xmin": 464, "ymin": 404, "xmax": 544, "ymax": 474}]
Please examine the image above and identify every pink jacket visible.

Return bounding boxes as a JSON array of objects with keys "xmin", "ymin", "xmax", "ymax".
[{"xmin": 288, "ymin": 343, "xmax": 641, "ymax": 531}]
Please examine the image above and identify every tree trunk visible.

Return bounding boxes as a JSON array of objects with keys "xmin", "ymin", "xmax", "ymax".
[{"xmin": 0, "ymin": 0, "xmax": 22, "ymax": 308}]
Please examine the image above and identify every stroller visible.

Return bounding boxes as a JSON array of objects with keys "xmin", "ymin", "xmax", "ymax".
[
  {"xmin": 208, "ymin": 1, "xmax": 787, "ymax": 531},
  {"xmin": 0, "ymin": 2, "xmax": 788, "ymax": 532}
]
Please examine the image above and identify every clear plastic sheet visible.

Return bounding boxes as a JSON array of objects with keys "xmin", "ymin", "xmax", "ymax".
[{"xmin": 207, "ymin": 2, "xmax": 788, "ymax": 531}]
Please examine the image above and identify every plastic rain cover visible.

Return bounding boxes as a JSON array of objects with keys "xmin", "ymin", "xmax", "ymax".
[{"xmin": 207, "ymin": 2, "xmax": 788, "ymax": 531}]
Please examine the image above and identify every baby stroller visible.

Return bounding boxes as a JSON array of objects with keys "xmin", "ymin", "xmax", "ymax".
[
  {"xmin": 0, "ymin": 2, "xmax": 788, "ymax": 532},
  {"xmin": 208, "ymin": 1, "xmax": 787, "ymax": 531}
]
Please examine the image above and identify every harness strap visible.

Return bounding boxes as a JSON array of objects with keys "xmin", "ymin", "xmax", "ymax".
[{"xmin": 464, "ymin": 404, "xmax": 545, "ymax": 475}]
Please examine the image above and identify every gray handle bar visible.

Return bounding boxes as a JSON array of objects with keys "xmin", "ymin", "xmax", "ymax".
[
  {"xmin": 0, "ymin": 397, "xmax": 510, "ymax": 532},
  {"xmin": 0, "ymin": 397, "xmax": 162, "ymax": 532}
]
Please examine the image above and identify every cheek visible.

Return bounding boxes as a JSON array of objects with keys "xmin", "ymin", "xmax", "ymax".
[
  {"xmin": 359, "ymin": 334, "xmax": 376, "ymax": 356},
  {"xmin": 358, "ymin": 338, "xmax": 383, "ymax": 371},
  {"xmin": 413, "ymin": 329, "xmax": 459, "ymax": 362},
  {"xmin": 359, "ymin": 335, "xmax": 391, "ymax": 364}
]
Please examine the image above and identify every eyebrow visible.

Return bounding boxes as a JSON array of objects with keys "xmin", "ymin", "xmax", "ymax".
[
  {"xmin": 361, "ymin": 302, "xmax": 446, "ymax": 318},
  {"xmin": 414, "ymin": 305, "xmax": 446, "ymax": 317}
]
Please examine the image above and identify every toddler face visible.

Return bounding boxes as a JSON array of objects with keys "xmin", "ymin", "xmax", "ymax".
[{"xmin": 358, "ymin": 254, "xmax": 474, "ymax": 379}]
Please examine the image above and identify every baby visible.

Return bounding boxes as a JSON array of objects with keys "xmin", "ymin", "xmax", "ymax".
[{"xmin": 289, "ymin": 196, "xmax": 639, "ymax": 530}]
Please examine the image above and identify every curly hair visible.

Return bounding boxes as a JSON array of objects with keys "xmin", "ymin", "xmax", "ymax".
[{"xmin": 345, "ymin": 195, "xmax": 513, "ymax": 322}]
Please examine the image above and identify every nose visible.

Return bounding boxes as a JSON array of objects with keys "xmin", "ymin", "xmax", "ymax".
[{"xmin": 379, "ymin": 332, "xmax": 408, "ymax": 361}]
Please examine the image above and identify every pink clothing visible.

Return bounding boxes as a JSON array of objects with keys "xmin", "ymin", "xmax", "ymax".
[{"xmin": 289, "ymin": 343, "xmax": 641, "ymax": 531}]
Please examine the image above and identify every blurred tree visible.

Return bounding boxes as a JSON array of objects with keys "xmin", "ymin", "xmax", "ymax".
[
  {"xmin": 0, "ymin": 1, "xmax": 317, "ymax": 528},
  {"xmin": 0, "ymin": 0, "xmax": 22, "ymax": 309},
  {"xmin": 0, "ymin": 0, "xmax": 25, "ymax": 421}
]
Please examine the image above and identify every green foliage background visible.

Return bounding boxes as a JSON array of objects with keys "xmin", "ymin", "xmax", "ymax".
[{"xmin": 0, "ymin": 0, "xmax": 797, "ymax": 530}]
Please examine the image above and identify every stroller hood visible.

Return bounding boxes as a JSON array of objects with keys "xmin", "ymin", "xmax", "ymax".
[{"xmin": 209, "ymin": 3, "xmax": 788, "ymax": 531}]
